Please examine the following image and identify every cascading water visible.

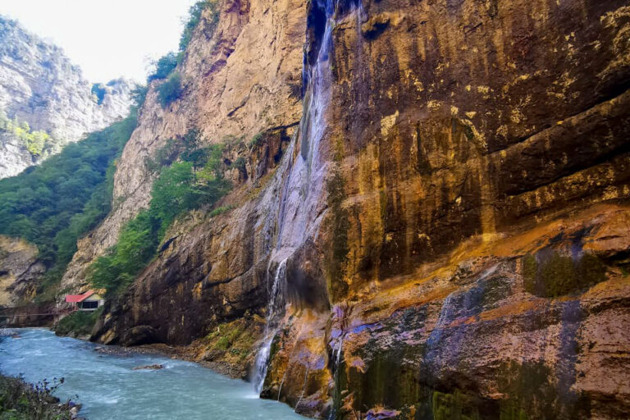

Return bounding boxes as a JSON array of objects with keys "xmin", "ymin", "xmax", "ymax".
[
  {"xmin": 254, "ymin": 0, "xmax": 342, "ymax": 397},
  {"xmin": 254, "ymin": 258, "xmax": 288, "ymax": 393},
  {"xmin": 272, "ymin": 0, "xmax": 339, "ymax": 253}
]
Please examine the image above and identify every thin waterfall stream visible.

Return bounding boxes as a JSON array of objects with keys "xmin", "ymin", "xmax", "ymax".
[
  {"xmin": 253, "ymin": 0, "xmax": 340, "ymax": 397},
  {"xmin": 254, "ymin": 258, "xmax": 288, "ymax": 393}
]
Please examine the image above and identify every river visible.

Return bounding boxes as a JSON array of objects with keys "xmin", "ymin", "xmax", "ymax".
[{"xmin": 0, "ymin": 329, "xmax": 304, "ymax": 419}]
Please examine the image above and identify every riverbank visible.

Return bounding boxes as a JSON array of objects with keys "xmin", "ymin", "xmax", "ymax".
[
  {"xmin": 0, "ymin": 329, "xmax": 303, "ymax": 419},
  {"xmin": 63, "ymin": 313, "xmax": 264, "ymax": 380},
  {"xmin": 88, "ymin": 325, "xmax": 261, "ymax": 380},
  {"xmin": 0, "ymin": 373, "xmax": 79, "ymax": 419}
]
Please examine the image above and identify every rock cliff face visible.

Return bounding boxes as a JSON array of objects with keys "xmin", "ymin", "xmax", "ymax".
[
  {"xmin": 0, "ymin": 235, "xmax": 44, "ymax": 307},
  {"xmin": 0, "ymin": 17, "xmax": 134, "ymax": 179},
  {"xmin": 64, "ymin": 0, "xmax": 630, "ymax": 418},
  {"xmin": 61, "ymin": 0, "xmax": 307, "ymax": 292}
]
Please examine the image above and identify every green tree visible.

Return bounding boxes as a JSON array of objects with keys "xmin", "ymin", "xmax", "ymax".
[
  {"xmin": 157, "ymin": 73, "xmax": 183, "ymax": 108},
  {"xmin": 147, "ymin": 52, "xmax": 178, "ymax": 82}
]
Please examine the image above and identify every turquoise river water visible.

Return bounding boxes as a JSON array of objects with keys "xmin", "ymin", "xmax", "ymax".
[{"xmin": 0, "ymin": 328, "xmax": 304, "ymax": 419}]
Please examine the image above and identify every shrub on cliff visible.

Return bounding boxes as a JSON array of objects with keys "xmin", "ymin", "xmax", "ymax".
[
  {"xmin": 179, "ymin": 1, "xmax": 219, "ymax": 53},
  {"xmin": 89, "ymin": 134, "xmax": 231, "ymax": 296},
  {"xmin": 147, "ymin": 52, "xmax": 178, "ymax": 82},
  {"xmin": 0, "ymin": 113, "xmax": 51, "ymax": 156},
  {"xmin": 522, "ymin": 251, "xmax": 607, "ymax": 297},
  {"xmin": 55, "ymin": 307, "xmax": 102, "ymax": 337},
  {"xmin": 157, "ymin": 73, "xmax": 183, "ymax": 108}
]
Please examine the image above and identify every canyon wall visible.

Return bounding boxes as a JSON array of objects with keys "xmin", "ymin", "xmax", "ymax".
[
  {"xmin": 65, "ymin": 0, "xmax": 630, "ymax": 418},
  {"xmin": 0, "ymin": 17, "xmax": 134, "ymax": 178}
]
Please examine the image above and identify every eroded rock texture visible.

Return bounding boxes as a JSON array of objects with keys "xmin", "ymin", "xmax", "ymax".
[
  {"xmin": 77, "ymin": 0, "xmax": 630, "ymax": 418},
  {"xmin": 0, "ymin": 235, "xmax": 44, "ymax": 307},
  {"xmin": 61, "ymin": 0, "xmax": 307, "ymax": 292}
]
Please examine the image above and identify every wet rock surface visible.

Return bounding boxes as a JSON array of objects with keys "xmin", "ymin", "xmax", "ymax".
[{"xmin": 75, "ymin": 0, "xmax": 630, "ymax": 418}]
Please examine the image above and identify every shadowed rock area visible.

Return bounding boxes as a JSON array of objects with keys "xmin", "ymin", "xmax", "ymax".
[{"xmin": 53, "ymin": 0, "xmax": 630, "ymax": 418}]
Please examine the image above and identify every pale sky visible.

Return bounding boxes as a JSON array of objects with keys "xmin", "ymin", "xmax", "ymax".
[{"xmin": 1, "ymin": 0, "xmax": 198, "ymax": 83}]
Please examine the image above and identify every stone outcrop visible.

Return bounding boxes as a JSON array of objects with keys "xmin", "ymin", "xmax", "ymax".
[
  {"xmin": 0, "ymin": 16, "xmax": 134, "ymax": 178},
  {"xmin": 0, "ymin": 235, "xmax": 44, "ymax": 307},
  {"xmin": 66, "ymin": 0, "xmax": 630, "ymax": 418}
]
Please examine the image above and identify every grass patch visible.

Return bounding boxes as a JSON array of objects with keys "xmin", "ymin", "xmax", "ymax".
[
  {"xmin": 210, "ymin": 206, "xmax": 234, "ymax": 217},
  {"xmin": 203, "ymin": 318, "xmax": 257, "ymax": 363}
]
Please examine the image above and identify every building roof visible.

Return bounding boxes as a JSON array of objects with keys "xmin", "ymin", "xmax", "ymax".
[{"xmin": 65, "ymin": 290, "xmax": 96, "ymax": 303}]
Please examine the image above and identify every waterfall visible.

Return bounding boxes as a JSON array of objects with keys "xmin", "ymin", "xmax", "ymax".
[
  {"xmin": 254, "ymin": 258, "xmax": 288, "ymax": 393},
  {"xmin": 334, "ymin": 334, "xmax": 344, "ymax": 368},
  {"xmin": 272, "ymin": 0, "xmax": 339, "ymax": 252},
  {"xmin": 254, "ymin": 0, "xmax": 342, "ymax": 397}
]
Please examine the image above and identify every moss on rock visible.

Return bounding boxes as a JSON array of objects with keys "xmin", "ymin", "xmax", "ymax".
[{"xmin": 522, "ymin": 251, "xmax": 607, "ymax": 298}]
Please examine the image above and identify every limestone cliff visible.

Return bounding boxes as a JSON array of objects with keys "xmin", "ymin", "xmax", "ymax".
[
  {"xmin": 0, "ymin": 16, "xmax": 134, "ymax": 179},
  {"xmin": 63, "ymin": 0, "xmax": 630, "ymax": 418},
  {"xmin": 61, "ymin": 0, "xmax": 306, "ymax": 292}
]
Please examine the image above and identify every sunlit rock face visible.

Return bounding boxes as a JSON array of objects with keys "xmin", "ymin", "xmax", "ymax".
[
  {"xmin": 61, "ymin": 0, "xmax": 307, "ymax": 293},
  {"xmin": 79, "ymin": 0, "xmax": 630, "ymax": 418},
  {"xmin": 0, "ymin": 17, "xmax": 134, "ymax": 179}
]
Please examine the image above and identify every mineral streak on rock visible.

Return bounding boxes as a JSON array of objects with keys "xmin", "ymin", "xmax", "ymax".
[{"xmin": 64, "ymin": 0, "xmax": 630, "ymax": 418}]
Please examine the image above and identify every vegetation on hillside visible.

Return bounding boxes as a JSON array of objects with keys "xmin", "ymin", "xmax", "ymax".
[
  {"xmin": 0, "ymin": 112, "xmax": 138, "ymax": 298},
  {"xmin": 157, "ymin": 73, "xmax": 183, "ymax": 108},
  {"xmin": 0, "ymin": 1, "xmax": 223, "ymax": 301},
  {"xmin": 147, "ymin": 1, "xmax": 220, "ymax": 108},
  {"xmin": 179, "ymin": 0, "xmax": 220, "ymax": 53},
  {"xmin": 0, "ymin": 111, "xmax": 55, "ymax": 157},
  {"xmin": 89, "ymin": 130, "xmax": 231, "ymax": 297},
  {"xmin": 54, "ymin": 307, "xmax": 103, "ymax": 337},
  {"xmin": 147, "ymin": 53, "xmax": 178, "ymax": 83}
]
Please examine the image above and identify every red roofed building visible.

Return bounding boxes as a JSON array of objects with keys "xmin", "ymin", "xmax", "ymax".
[{"xmin": 65, "ymin": 290, "xmax": 104, "ymax": 311}]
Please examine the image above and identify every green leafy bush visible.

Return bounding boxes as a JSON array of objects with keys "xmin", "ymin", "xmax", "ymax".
[
  {"xmin": 179, "ymin": 1, "xmax": 219, "ymax": 52},
  {"xmin": 249, "ymin": 133, "xmax": 264, "ymax": 148},
  {"xmin": 147, "ymin": 52, "xmax": 178, "ymax": 82},
  {"xmin": 89, "ymin": 131, "xmax": 231, "ymax": 296},
  {"xmin": 131, "ymin": 85, "xmax": 149, "ymax": 108},
  {"xmin": 0, "ymin": 112, "xmax": 51, "ymax": 157},
  {"xmin": 157, "ymin": 73, "xmax": 183, "ymax": 108},
  {"xmin": 0, "ymin": 374, "xmax": 75, "ymax": 420},
  {"xmin": 90, "ymin": 210, "xmax": 158, "ymax": 296}
]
